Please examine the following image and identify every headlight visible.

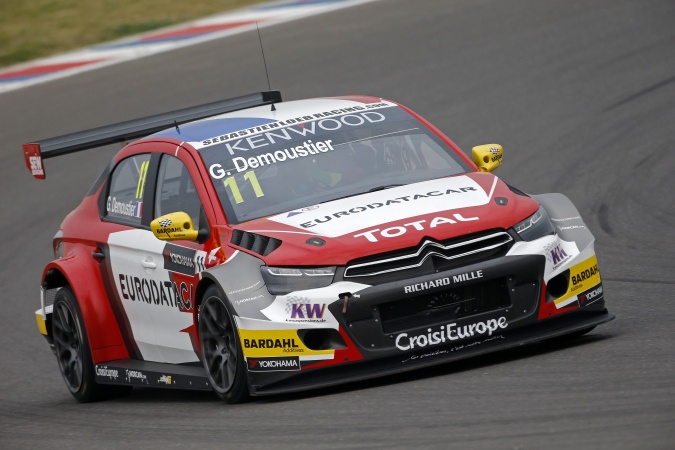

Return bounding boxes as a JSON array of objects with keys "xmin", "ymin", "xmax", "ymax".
[
  {"xmin": 261, "ymin": 266, "xmax": 336, "ymax": 295},
  {"xmin": 513, "ymin": 206, "xmax": 555, "ymax": 241}
]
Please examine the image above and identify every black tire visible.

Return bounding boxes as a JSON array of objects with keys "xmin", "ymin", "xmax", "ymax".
[
  {"xmin": 199, "ymin": 285, "xmax": 250, "ymax": 404},
  {"xmin": 52, "ymin": 286, "xmax": 131, "ymax": 402},
  {"xmin": 545, "ymin": 326, "xmax": 596, "ymax": 344}
]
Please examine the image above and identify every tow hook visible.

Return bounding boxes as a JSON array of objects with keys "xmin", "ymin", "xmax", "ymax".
[{"xmin": 340, "ymin": 292, "xmax": 352, "ymax": 314}]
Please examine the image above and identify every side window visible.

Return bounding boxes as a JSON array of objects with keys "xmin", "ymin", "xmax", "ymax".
[
  {"xmin": 104, "ymin": 154, "xmax": 151, "ymax": 226},
  {"xmin": 155, "ymin": 155, "xmax": 203, "ymax": 227}
]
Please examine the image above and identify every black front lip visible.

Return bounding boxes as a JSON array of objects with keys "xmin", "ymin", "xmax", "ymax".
[{"xmin": 250, "ymin": 307, "xmax": 614, "ymax": 396}]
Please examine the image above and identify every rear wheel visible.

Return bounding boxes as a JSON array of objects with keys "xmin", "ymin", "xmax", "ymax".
[
  {"xmin": 199, "ymin": 286, "xmax": 250, "ymax": 404},
  {"xmin": 52, "ymin": 286, "xmax": 131, "ymax": 402}
]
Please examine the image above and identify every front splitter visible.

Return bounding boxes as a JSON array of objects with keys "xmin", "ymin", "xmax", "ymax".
[{"xmin": 249, "ymin": 308, "xmax": 614, "ymax": 396}]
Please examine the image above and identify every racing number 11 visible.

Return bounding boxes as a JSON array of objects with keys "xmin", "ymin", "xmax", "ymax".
[{"xmin": 223, "ymin": 170, "xmax": 264, "ymax": 204}]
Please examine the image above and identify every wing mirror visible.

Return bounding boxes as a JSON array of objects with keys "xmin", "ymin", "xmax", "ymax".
[
  {"xmin": 151, "ymin": 212, "xmax": 201, "ymax": 241},
  {"xmin": 472, "ymin": 144, "xmax": 503, "ymax": 172}
]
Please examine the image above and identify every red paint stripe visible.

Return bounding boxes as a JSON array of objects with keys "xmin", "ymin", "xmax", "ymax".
[
  {"xmin": 141, "ymin": 21, "xmax": 259, "ymax": 41},
  {"xmin": 0, "ymin": 59, "xmax": 107, "ymax": 79}
]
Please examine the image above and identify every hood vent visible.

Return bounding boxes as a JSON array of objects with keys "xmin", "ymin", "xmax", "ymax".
[{"xmin": 230, "ymin": 230, "xmax": 281, "ymax": 256}]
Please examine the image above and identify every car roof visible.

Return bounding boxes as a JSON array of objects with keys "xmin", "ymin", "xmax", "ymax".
[{"xmin": 147, "ymin": 95, "xmax": 391, "ymax": 149}]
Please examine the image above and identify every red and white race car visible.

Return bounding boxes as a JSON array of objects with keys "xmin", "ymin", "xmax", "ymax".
[{"xmin": 24, "ymin": 91, "xmax": 613, "ymax": 403}]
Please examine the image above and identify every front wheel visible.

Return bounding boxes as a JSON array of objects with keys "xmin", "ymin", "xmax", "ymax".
[{"xmin": 199, "ymin": 286, "xmax": 250, "ymax": 404}]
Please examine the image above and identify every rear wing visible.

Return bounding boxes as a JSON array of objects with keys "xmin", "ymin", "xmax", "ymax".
[{"xmin": 22, "ymin": 90, "xmax": 282, "ymax": 180}]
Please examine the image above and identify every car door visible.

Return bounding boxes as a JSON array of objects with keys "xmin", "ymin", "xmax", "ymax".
[
  {"xmin": 100, "ymin": 151, "xmax": 162, "ymax": 362},
  {"xmin": 104, "ymin": 146, "xmax": 211, "ymax": 364}
]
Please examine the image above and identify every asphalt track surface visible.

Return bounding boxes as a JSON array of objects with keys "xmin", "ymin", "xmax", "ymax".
[{"xmin": 1, "ymin": 0, "xmax": 674, "ymax": 448}]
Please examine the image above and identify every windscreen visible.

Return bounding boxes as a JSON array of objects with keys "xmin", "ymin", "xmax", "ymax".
[{"xmin": 199, "ymin": 103, "xmax": 472, "ymax": 224}]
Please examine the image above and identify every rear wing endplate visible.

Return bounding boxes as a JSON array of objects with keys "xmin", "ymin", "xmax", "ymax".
[{"xmin": 22, "ymin": 90, "xmax": 282, "ymax": 179}]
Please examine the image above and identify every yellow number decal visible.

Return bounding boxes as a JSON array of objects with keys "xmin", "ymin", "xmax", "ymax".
[
  {"xmin": 223, "ymin": 170, "xmax": 264, "ymax": 204},
  {"xmin": 224, "ymin": 176, "xmax": 244, "ymax": 204},
  {"xmin": 136, "ymin": 160, "xmax": 149, "ymax": 199},
  {"xmin": 243, "ymin": 171, "xmax": 265, "ymax": 198}
]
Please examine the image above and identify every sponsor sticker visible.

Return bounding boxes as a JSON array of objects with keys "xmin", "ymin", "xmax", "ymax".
[
  {"xmin": 247, "ymin": 356, "xmax": 300, "ymax": 372},
  {"xmin": 125, "ymin": 369, "xmax": 148, "ymax": 383},
  {"xmin": 546, "ymin": 243, "xmax": 570, "ymax": 268},
  {"xmin": 198, "ymin": 102, "xmax": 395, "ymax": 150},
  {"xmin": 568, "ymin": 255, "xmax": 601, "ymax": 293},
  {"xmin": 29, "ymin": 155, "xmax": 44, "ymax": 176},
  {"xmin": 243, "ymin": 336, "xmax": 301, "ymax": 354},
  {"xmin": 268, "ymin": 176, "xmax": 489, "ymax": 238},
  {"xmin": 401, "ymin": 349, "xmax": 449, "ymax": 363},
  {"xmin": 107, "ymin": 196, "xmax": 143, "ymax": 218},
  {"xmin": 395, "ymin": 317, "xmax": 508, "ymax": 351},
  {"xmin": 237, "ymin": 329, "xmax": 333, "ymax": 357},
  {"xmin": 403, "ymin": 270, "xmax": 483, "ymax": 294},
  {"xmin": 95, "ymin": 365, "xmax": 119, "ymax": 380},
  {"xmin": 227, "ymin": 280, "xmax": 262, "ymax": 296},
  {"xmin": 404, "ymin": 277, "xmax": 450, "ymax": 294},
  {"xmin": 550, "ymin": 216, "xmax": 581, "ymax": 222},
  {"xmin": 162, "ymin": 243, "xmax": 197, "ymax": 276},
  {"xmin": 234, "ymin": 294, "xmax": 265, "ymax": 306},
  {"xmin": 118, "ymin": 273, "xmax": 193, "ymax": 310},
  {"xmin": 260, "ymin": 282, "xmax": 369, "ymax": 326},
  {"xmin": 401, "ymin": 335, "xmax": 506, "ymax": 363},
  {"xmin": 210, "ymin": 139, "xmax": 336, "ymax": 176},
  {"xmin": 288, "ymin": 303, "xmax": 327, "ymax": 323},
  {"xmin": 556, "ymin": 225, "xmax": 586, "ymax": 231},
  {"xmin": 552, "ymin": 255, "xmax": 602, "ymax": 309},
  {"xmin": 578, "ymin": 284, "xmax": 603, "ymax": 306},
  {"xmin": 354, "ymin": 214, "xmax": 479, "ymax": 243}
]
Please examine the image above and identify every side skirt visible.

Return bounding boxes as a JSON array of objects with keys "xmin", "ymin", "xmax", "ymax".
[{"xmin": 94, "ymin": 359, "xmax": 211, "ymax": 391}]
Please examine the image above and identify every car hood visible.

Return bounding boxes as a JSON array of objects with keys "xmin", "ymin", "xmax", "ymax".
[{"xmin": 228, "ymin": 172, "xmax": 539, "ymax": 266}]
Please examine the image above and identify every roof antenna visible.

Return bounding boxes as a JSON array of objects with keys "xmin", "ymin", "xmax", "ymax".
[
  {"xmin": 174, "ymin": 120, "xmax": 181, "ymax": 134},
  {"xmin": 256, "ymin": 22, "xmax": 276, "ymax": 111}
]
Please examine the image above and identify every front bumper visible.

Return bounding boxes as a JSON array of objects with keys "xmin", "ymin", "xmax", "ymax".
[
  {"xmin": 35, "ymin": 285, "xmax": 55, "ymax": 351},
  {"xmin": 241, "ymin": 252, "xmax": 611, "ymax": 396},
  {"xmin": 251, "ymin": 307, "xmax": 613, "ymax": 396}
]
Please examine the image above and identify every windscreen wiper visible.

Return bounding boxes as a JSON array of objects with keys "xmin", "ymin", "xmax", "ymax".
[{"xmin": 321, "ymin": 184, "xmax": 404, "ymax": 203}]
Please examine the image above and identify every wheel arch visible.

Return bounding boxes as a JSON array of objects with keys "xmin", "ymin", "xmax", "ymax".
[
  {"xmin": 195, "ymin": 275, "xmax": 221, "ymax": 311},
  {"xmin": 43, "ymin": 266, "xmax": 69, "ymax": 290},
  {"xmin": 193, "ymin": 274, "xmax": 228, "ymax": 355},
  {"xmin": 532, "ymin": 193, "xmax": 596, "ymax": 251},
  {"xmin": 42, "ymin": 251, "xmax": 130, "ymax": 363}
]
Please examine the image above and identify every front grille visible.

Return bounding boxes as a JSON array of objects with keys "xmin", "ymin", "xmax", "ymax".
[
  {"xmin": 230, "ymin": 230, "xmax": 281, "ymax": 256},
  {"xmin": 379, "ymin": 278, "xmax": 511, "ymax": 334},
  {"xmin": 345, "ymin": 230, "xmax": 513, "ymax": 281}
]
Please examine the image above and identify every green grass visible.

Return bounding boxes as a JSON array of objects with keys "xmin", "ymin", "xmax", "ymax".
[
  {"xmin": 105, "ymin": 21, "xmax": 178, "ymax": 41},
  {"xmin": 0, "ymin": 0, "xmax": 268, "ymax": 69}
]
